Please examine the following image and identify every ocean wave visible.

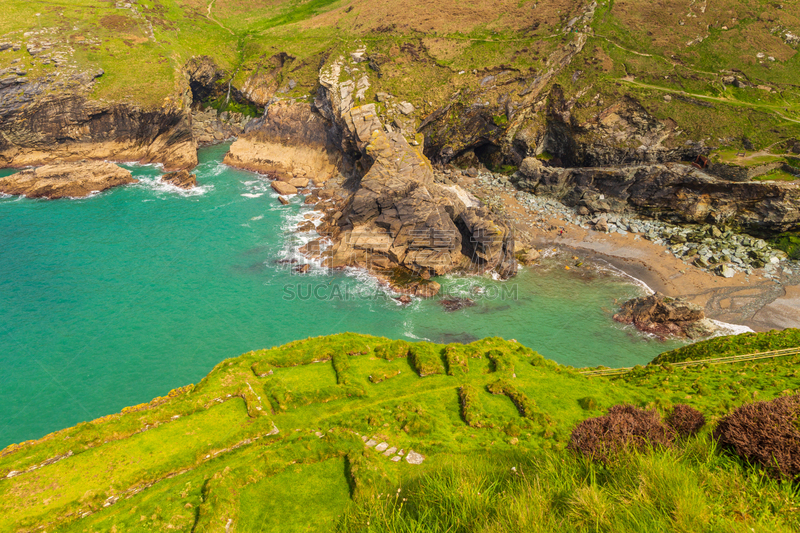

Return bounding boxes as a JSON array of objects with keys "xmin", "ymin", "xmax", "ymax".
[
  {"xmin": 402, "ymin": 320, "xmax": 432, "ymax": 342},
  {"xmin": 135, "ymin": 176, "xmax": 214, "ymax": 197},
  {"xmin": 709, "ymin": 319, "xmax": 755, "ymax": 336},
  {"xmin": 591, "ymin": 259, "xmax": 654, "ymax": 295}
]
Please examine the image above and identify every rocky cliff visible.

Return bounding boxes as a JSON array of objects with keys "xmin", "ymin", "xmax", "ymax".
[
  {"xmin": 223, "ymin": 51, "xmax": 517, "ymax": 294},
  {"xmin": 224, "ymin": 101, "xmax": 341, "ymax": 183},
  {"xmin": 511, "ymin": 159, "xmax": 800, "ymax": 233},
  {"xmin": 0, "ymin": 70, "xmax": 197, "ymax": 171}
]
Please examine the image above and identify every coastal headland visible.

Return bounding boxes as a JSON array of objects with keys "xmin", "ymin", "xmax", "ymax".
[{"xmin": 2, "ymin": 1, "xmax": 800, "ymax": 530}]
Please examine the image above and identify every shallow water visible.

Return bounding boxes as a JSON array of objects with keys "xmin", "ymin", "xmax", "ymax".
[{"xmin": 0, "ymin": 144, "xmax": 681, "ymax": 446}]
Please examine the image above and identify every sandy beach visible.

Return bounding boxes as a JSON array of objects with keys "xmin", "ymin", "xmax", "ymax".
[{"xmin": 491, "ymin": 188, "xmax": 800, "ymax": 332}]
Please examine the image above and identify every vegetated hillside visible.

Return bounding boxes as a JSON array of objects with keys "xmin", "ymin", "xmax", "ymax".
[
  {"xmin": 653, "ymin": 327, "xmax": 800, "ymax": 363},
  {"xmin": 1, "ymin": 333, "xmax": 798, "ymax": 532},
  {"xmin": 2, "ymin": 0, "xmax": 799, "ymax": 157}
]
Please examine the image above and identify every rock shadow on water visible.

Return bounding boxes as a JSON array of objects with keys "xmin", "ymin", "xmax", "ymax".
[
  {"xmin": 426, "ymin": 332, "xmax": 480, "ymax": 345},
  {"xmin": 439, "ymin": 297, "xmax": 476, "ymax": 312}
]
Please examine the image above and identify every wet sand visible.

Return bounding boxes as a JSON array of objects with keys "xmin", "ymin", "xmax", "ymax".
[{"xmin": 495, "ymin": 190, "xmax": 800, "ymax": 332}]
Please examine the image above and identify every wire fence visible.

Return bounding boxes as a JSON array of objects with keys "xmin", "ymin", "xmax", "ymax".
[{"xmin": 578, "ymin": 347, "xmax": 800, "ymax": 377}]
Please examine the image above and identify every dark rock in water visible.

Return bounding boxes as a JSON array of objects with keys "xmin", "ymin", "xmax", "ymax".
[
  {"xmin": 395, "ymin": 295, "xmax": 412, "ymax": 305},
  {"xmin": 293, "ymin": 264, "xmax": 311, "ymax": 274},
  {"xmin": 431, "ymin": 332, "xmax": 480, "ymax": 344},
  {"xmin": 440, "ymin": 298, "xmax": 476, "ymax": 312},
  {"xmin": 613, "ymin": 292, "xmax": 718, "ymax": 339},
  {"xmin": 278, "ymin": 196, "xmax": 289, "ymax": 205},
  {"xmin": 161, "ymin": 169, "xmax": 197, "ymax": 189}
]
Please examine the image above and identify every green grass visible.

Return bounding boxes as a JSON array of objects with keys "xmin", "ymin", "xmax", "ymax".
[
  {"xmin": 2, "ymin": 333, "xmax": 798, "ymax": 531},
  {"xmin": 753, "ymin": 169, "xmax": 799, "ymax": 182},
  {"xmin": 237, "ymin": 457, "xmax": 351, "ymax": 531},
  {"xmin": 771, "ymin": 232, "xmax": 800, "ymax": 260},
  {"xmin": 652, "ymin": 329, "xmax": 800, "ymax": 364},
  {"xmin": 338, "ymin": 440, "xmax": 800, "ymax": 533}
]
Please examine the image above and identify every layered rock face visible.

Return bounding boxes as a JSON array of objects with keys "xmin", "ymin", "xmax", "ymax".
[
  {"xmin": 224, "ymin": 101, "xmax": 341, "ymax": 184},
  {"xmin": 0, "ymin": 71, "xmax": 196, "ymax": 171},
  {"xmin": 613, "ymin": 292, "xmax": 718, "ymax": 339},
  {"xmin": 320, "ymin": 104, "xmax": 517, "ymax": 291},
  {"xmin": 512, "ymin": 160, "xmax": 800, "ymax": 232},
  {"xmin": 0, "ymin": 162, "xmax": 136, "ymax": 199},
  {"xmin": 222, "ymin": 51, "xmax": 517, "ymax": 293}
]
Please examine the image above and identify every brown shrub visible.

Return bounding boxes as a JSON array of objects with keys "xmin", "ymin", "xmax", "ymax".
[
  {"xmin": 568, "ymin": 404, "xmax": 673, "ymax": 462},
  {"xmin": 713, "ymin": 394, "xmax": 800, "ymax": 480},
  {"xmin": 666, "ymin": 404, "xmax": 706, "ymax": 437}
]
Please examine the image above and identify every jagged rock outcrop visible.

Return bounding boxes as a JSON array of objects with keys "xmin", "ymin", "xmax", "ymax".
[
  {"xmin": 160, "ymin": 169, "xmax": 197, "ymax": 189},
  {"xmin": 297, "ymin": 51, "xmax": 517, "ymax": 293},
  {"xmin": 613, "ymin": 292, "xmax": 719, "ymax": 339},
  {"xmin": 224, "ymin": 101, "xmax": 341, "ymax": 184},
  {"xmin": 320, "ymin": 103, "xmax": 516, "ymax": 291},
  {"xmin": 0, "ymin": 162, "xmax": 136, "ymax": 199},
  {"xmin": 512, "ymin": 160, "xmax": 800, "ymax": 232},
  {"xmin": 0, "ymin": 71, "xmax": 197, "ymax": 171},
  {"xmin": 537, "ymin": 90, "xmax": 702, "ymax": 167}
]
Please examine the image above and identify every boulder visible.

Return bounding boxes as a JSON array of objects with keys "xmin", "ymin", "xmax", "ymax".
[
  {"xmin": 613, "ymin": 292, "xmax": 718, "ymax": 339},
  {"xmin": 0, "ymin": 162, "xmax": 137, "ymax": 199},
  {"xmin": 717, "ymin": 264, "xmax": 735, "ymax": 278},
  {"xmin": 397, "ymin": 102, "xmax": 415, "ymax": 115},
  {"xmin": 440, "ymin": 298, "xmax": 476, "ymax": 312},
  {"xmin": 519, "ymin": 157, "xmax": 544, "ymax": 178},
  {"xmin": 289, "ymin": 177, "xmax": 309, "ymax": 188},
  {"xmin": 271, "ymin": 181, "xmax": 298, "ymax": 195},
  {"xmin": 160, "ymin": 169, "xmax": 197, "ymax": 189}
]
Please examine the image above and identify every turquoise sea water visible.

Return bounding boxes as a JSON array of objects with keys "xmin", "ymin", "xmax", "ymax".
[{"xmin": 0, "ymin": 144, "xmax": 680, "ymax": 446}]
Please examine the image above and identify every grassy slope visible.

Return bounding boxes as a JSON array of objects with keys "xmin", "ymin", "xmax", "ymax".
[
  {"xmin": 652, "ymin": 327, "xmax": 800, "ymax": 364},
  {"xmin": 0, "ymin": 333, "xmax": 798, "ymax": 532},
  {"xmin": 2, "ymin": 0, "xmax": 799, "ymax": 157}
]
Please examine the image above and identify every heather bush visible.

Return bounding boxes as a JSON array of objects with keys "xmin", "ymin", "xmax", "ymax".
[
  {"xmin": 568, "ymin": 404, "xmax": 673, "ymax": 461},
  {"xmin": 666, "ymin": 404, "xmax": 706, "ymax": 437},
  {"xmin": 713, "ymin": 394, "xmax": 800, "ymax": 480}
]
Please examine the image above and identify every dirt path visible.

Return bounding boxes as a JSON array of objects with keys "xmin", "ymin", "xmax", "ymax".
[
  {"xmin": 620, "ymin": 79, "xmax": 800, "ymax": 124},
  {"xmin": 206, "ymin": 0, "xmax": 234, "ymax": 35}
]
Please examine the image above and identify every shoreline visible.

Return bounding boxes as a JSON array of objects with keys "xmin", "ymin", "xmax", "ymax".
[{"xmin": 465, "ymin": 179, "xmax": 800, "ymax": 333}]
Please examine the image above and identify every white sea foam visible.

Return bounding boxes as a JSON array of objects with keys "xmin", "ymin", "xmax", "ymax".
[
  {"xmin": 241, "ymin": 193, "xmax": 263, "ymax": 198},
  {"xmin": 250, "ymin": 215, "xmax": 264, "ymax": 221},
  {"xmin": 135, "ymin": 175, "xmax": 213, "ymax": 197},
  {"xmin": 402, "ymin": 320, "xmax": 432, "ymax": 342},
  {"xmin": 709, "ymin": 319, "xmax": 755, "ymax": 336},
  {"xmin": 591, "ymin": 259, "xmax": 654, "ymax": 295}
]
